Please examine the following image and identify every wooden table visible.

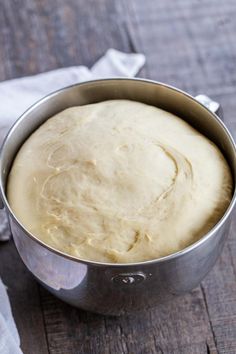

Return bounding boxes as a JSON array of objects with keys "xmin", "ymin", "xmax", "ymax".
[{"xmin": 1, "ymin": 1, "xmax": 236, "ymax": 353}]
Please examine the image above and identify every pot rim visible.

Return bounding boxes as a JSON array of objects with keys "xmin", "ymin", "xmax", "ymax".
[{"xmin": 1, "ymin": 77, "xmax": 236, "ymax": 267}]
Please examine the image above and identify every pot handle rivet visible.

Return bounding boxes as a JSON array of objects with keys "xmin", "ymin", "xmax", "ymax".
[{"xmin": 111, "ymin": 272, "xmax": 146, "ymax": 285}]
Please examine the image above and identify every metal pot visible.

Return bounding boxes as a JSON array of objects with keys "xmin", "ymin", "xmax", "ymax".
[{"xmin": 0, "ymin": 79, "xmax": 235, "ymax": 315}]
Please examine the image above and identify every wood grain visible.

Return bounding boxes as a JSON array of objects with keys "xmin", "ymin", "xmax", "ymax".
[
  {"xmin": 125, "ymin": 1, "xmax": 236, "ymax": 354},
  {"xmin": 0, "ymin": 0, "xmax": 236, "ymax": 353},
  {"xmin": 0, "ymin": 0, "xmax": 132, "ymax": 80},
  {"xmin": 40, "ymin": 285, "xmax": 217, "ymax": 354},
  {"xmin": 124, "ymin": 0, "xmax": 236, "ymax": 95}
]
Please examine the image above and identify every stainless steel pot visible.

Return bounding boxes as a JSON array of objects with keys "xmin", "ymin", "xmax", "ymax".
[{"xmin": 0, "ymin": 79, "xmax": 235, "ymax": 315}]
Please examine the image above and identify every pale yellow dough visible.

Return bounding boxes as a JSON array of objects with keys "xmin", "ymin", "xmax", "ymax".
[{"xmin": 7, "ymin": 100, "xmax": 233, "ymax": 263}]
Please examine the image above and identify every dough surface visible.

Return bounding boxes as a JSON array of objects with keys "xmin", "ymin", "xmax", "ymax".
[{"xmin": 7, "ymin": 100, "xmax": 233, "ymax": 263}]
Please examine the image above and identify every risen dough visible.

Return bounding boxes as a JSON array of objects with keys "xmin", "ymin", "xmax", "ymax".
[{"xmin": 7, "ymin": 100, "xmax": 233, "ymax": 263}]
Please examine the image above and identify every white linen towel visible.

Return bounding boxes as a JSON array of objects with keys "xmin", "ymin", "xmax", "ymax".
[{"xmin": 0, "ymin": 48, "xmax": 145, "ymax": 354}]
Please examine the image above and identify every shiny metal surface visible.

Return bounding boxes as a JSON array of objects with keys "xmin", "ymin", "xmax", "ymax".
[{"xmin": 0, "ymin": 79, "xmax": 235, "ymax": 315}]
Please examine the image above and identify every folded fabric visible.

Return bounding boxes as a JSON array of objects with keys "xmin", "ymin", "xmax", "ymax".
[
  {"xmin": 0, "ymin": 49, "xmax": 145, "ymax": 128},
  {"xmin": 0, "ymin": 279, "xmax": 21, "ymax": 354},
  {"xmin": 0, "ymin": 48, "xmax": 145, "ymax": 354}
]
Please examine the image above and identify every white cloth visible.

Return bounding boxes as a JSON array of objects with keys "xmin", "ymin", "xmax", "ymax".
[
  {"xmin": 0, "ymin": 49, "xmax": 145, "ymax": 128},
  {"xmin": 0, "ymin": 48, "xmax": 145, "ymax": 353},
  {"xmin": 0, "ymin": 280, "xmax": 20, "ymax": 354}
]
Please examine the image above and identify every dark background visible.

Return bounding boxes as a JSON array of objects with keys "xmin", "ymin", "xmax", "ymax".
[{"xmin": 0, "ymin": 1, "xmax": 236, "ymax": 353}]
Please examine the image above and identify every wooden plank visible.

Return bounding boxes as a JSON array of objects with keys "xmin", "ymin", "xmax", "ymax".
[
  {"xmin": 123, "ymin": 0, "xmax": 236, "ymax": 96},
  {"xmin": 0, "ymin": 0, "xmax": 132, "ymax": 81},
  {"xmin": 125, "ymin": 1, "xmax": 236, "ymax": 354},
  {"xmin": 201, "ymin": 218, "xmax": 236, "ymax": 354},
  {"xmin": 40, "ymin": 285, "xmax": 217, "ymax": 354}
]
